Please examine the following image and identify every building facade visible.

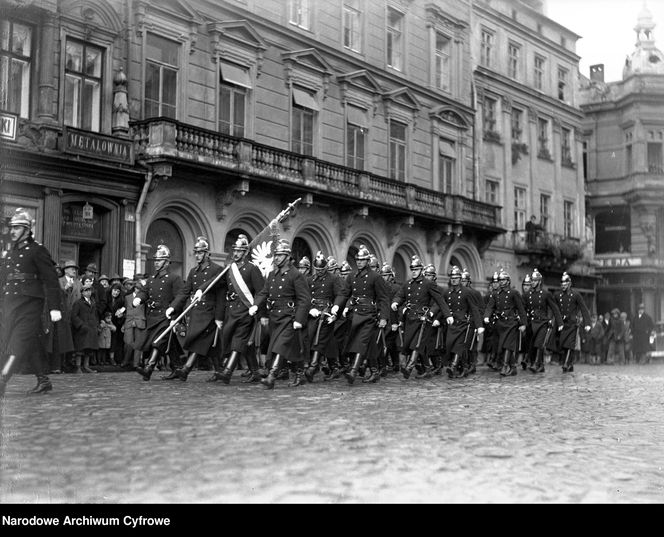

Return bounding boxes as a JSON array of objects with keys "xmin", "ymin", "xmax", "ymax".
[
  {"xmin": 579, "ymin": 6, "xmax": 664, "ymax": 322},
  {"xmin": 1, "ymin": 0, "xmax": 589, "ymax": 295}
]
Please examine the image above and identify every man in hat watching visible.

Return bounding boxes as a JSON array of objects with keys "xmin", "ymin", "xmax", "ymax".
[
  {"xmin": 59, "ymin": 259, "xmax": 82, "ymax": 372},
  {"xmin": 82, "ymin": 262, "xmax": 107, "ymax": 318},
  {"xmin": 1, "ymin": 208, "xmax": 62, "ymax": 396},
  {"xmin": 135, "ymin": 244, "xmax": 184, "ymax": 380}
]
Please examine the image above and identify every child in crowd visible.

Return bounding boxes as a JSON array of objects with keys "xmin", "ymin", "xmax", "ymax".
[{"xmin": 97, "ymin": 311, "xmax": 116, "ymax": 365}]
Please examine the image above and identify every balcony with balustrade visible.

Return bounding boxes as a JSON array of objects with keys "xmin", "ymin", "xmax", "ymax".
[
  {"xmin": 513, "ymin": 229, "xmax": 583, "ymax": 270},
  {"xmin": 130, "ymin": 118, "xmax": 504, "ymax": 235}
]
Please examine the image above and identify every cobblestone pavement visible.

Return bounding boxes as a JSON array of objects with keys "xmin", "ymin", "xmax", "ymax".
[{"xmin": 1, "ymin": 364, "xmax": 663, "ymax": 504}]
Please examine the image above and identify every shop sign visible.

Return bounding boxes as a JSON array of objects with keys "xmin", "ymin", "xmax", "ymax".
[
  {"xmin": 598, "ymin": 257, "xmax": 664, "ymax": 268},
  {"xmin": 63, "ymin": 127, "xmax": 133, "ymax": 164},
  {"xmin": 62, "ymin": 204, "xmax": 101, "ymax": 239},
  {"xmin": 1, "ymin": 112, "xmax": 17, "ymax": 141}
]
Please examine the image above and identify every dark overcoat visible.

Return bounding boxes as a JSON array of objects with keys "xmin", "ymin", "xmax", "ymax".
[
  {"xmin": 306, "ymin": 270, "xmax": 349, "ymax": 353},
  {"xmin": 484, "ymin": 286, "xmax": 527, "ymax": 353},
  {"xmin": 442, "ymin": 285, "xmax": 483, "ymax": 356},
  {"xmin": 632, "ymin": 312, "xmax": 655, "ymax": 355},
  {"xmin": 554, "ymin": 288, "xmax": 591, "ymax": 350},
  {"xmin": 71, "ymin": 297, "xmax": 100, "ymax": 351}
]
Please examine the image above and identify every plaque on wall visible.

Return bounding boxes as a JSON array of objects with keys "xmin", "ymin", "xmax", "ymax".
[{"xmin": 62, "ymin": 203, "xmax": 102, "ymax": 239}]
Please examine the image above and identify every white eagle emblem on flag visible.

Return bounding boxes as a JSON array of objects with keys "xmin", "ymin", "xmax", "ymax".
[{"xmin": 252, "ymin": 240, "xmax": 274, "ymax": 277}]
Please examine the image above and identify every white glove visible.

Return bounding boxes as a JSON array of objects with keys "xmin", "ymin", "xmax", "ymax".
[
  {"xmin": 519, "ymin": 325, "xmax": 526, "ymax": 333},
  {"xmin": 558, "ymin": 325, "xmax": 564, "ymax": 332},
  {"xmin": 432, "ymin": 319, "xmax": 440, "ymax": 327},
  {"xmin": 309, "ymin": 308, "xmax": 321, "ymax": 318},
  {"xmin": 50, "ymin": 310, "xmax": 62, "ymax": 323},
  {"xmin": 477, "ymin": 327, "xmax": 485, "ymax": 335},
  {"xmin": 165, "ymin": 307, "xmax": 174, "ymax": 319},
  {"xmin": 132, "ymin": 297, "xmax": 141, "ymax": 307},
  {"xmin": 391, "ymin": 302, "xmax": 398, "ymax": 311},
  {"xmin": 330, "ymin": 305, "xmax": 339, "ymax": 316},
  {"xmin": 293, "ymin": 321, "xmax": 303, "ymax": 330},
  {"xmin": 446, "ymin": 316, "xmax": 454, "ymax": 325},
  {"xmin": 584, "ymin": 325, "xmax": 591, "ymax": 332},
  {"xmin": 326, "ymin": 315, "xmax": 336, "ymax": 324},
  {"xmin": 483, "ymin": 317, "xmax": 490, "ymax": 324},
  {"xmin": 378, "ymin": 319, "xmax": 387, "ymax": 328},
  {"xmin": 215, "ymin": 320, "xmax": 223, "ymax": 329},
  {"xmin": 343, "ymin": 307, "xmax": 349, "ymax": 318},
  {"xmin": 248, "ymin": 305, "xmax": 258, "ymax": 316},
  {"xmin": 194, "ymin": 289, "xmax": 203, "ymax": 301},
  {"xmin": 391, "ymin": 324, "xmax": 399, "ymax": 332},
  {"xmin": 260, "ymin": 317, "xmax": 269, "ymax": 327}
]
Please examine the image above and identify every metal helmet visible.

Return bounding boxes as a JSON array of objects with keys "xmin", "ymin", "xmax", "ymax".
[
  {"xmin": 274, "ymin": 239, "xmax": 291, "ymax": 255},
  {"xmin": 531, "ymin": 268, "xmax": 542, "ymax": 282},
  {"xmin": 461, "ymin": 268, "xmax": 471, "ymax": 283},
  {"xmin": 449, "ymin": 265, "xmax": 462, "ymax": 278},
  {"xmin": 492, "ymin": 271, "xmax": 500, "ymax": 283},
  {"xmin": 153, "ymin": 244, "xmax": 171, "ymax": 260},
  {"xmin": 298, "ymin": 256, "xmax": 311, "ymax": 269},
  {"xmin": 523, "ymin": 274, "xmax": 532, "ymax": 286},
  {"xmin": 561, "ymin": 271, "xmax": 572, "ymax": 289},
  {"xmin": 9, "ymin": 208, "xmax": 32, "ymax": 229},
  {"xmin": 326, "ymin": 256, "xmax": 338, "ymax": 272},
  {"xmin": 424, "ymin": 264, "xmax": 437, "ymax": 278},
  {"xmin": 410, "ymin": 255, "xmax": 424, "ymax": 270},
  {"xmin": 232, "ymin": 234, "xmax": 249, "ymax": 251},
  {"xmin": 340, "ymin": 261, "xmax": 352, "ymax": 275},
  {"xmin": 313, "ymin": 251, "xmax": 327, "ymax": 269},
  {"xmin": 355, "ymin": 245, "xmax": 371, "ymax": 260},
  {"xmin": 498, "ymin": 268, "xmax": 510, "ymax": 287},
  {"xmin": 193, "ymin": 236, "xmax": 210, "ymax": 252},
  {"xmin": 369, "ymin": 255, "xmax": 380, "ymax": 270},
  {"xmin": 380, "ymin": 263, "xmax": 394, "ymax": 277}
]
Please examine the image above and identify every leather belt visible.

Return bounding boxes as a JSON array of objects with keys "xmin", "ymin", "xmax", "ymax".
[
  {"xmin": 7, "ymin": 273, "xmax": 39, "ymax": 281},
  {"xmin": 311, "ymin": 298, "xmax": 330, "ymax": 308},
  {"xmin": 268, "ymin": 299, "xmax": 295, "ymax": 309}
]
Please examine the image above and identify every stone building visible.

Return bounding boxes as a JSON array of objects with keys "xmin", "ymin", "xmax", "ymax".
[
  {"xmin": 579, "ymin": 5, "xmax": 664, "ymax": 320},
  {"xmin": 1, "ymin": 0, "xmax": 589, "ymax": 293}
]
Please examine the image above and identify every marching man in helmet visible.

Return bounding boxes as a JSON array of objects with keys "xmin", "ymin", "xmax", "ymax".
[
  {"xmin": 461, "ymin": 268, "xmax": 484, "ymax": 374},
  {"xmin": 341, "ymin": 245, "xmax": 389, "ymax": 385},
  {"xmin": 210, "ymin": 233, "xmax": 266, "ymax": 384},
  {"xmin": 1, "ymin": 208, "xmax": 62, "ymax": 396},
  {"xmin": 483, "ymin": 268, "xmax": 528, "ymax": 376},
  {"xmin": 481, "ymin": 271, "xmax": 501, "ymax": 369},
  {"xmin": 555, "ymin": 271, "xmax": 591, "ymax": 373},
  {"xmin": 165, "ymin": 236, "xmax": 225, "ymax": 381},
  {"xmin": 325, "ymin": 259, "xmax": 353, "ymax": 380},
  {"xmin": 380, "ymin": 262, "xmax": 402, "ymax": 375},
  {"xmin": 303, "ymin": 251, "xmax": 348, "ymax": 382},
  {"xmin": 297, "ymin": 256, "xmax": 311, "ymax": 277},
  {"xmin": 135, "ymin": 244, "xmax": 185, "ymax": 380},
  {"xmin": 443, "ymin": 266, "xmax": 484, "ymax": 378},
  {"xmin": 249, "ymin": 239, "xmax": 311, "ymax": 389},
  {"xmin": 523, "ymin": 268, "xmax": 563, "ymax": 373},
  {"xmin": 392, "ymin": 256, "xmax": 453, "ymax": 380}
]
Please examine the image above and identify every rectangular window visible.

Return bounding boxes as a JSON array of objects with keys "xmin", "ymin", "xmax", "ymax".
[
  {"xmin": 540, "ymin": 194, "xmax": 551, "ymax": 232},
  {"xmin": 387, "ymin": 7, "xmax": 403, "ymax": 71},
  {"xmin": 292, "ymin": 88, "xmax": 316, "ymax": 156},
  {"xmin": 625, "ymin": 131, "xmax": 633, "ymax": 173},
  {"xmin": 563, "ymin": 201, "xmax": 574, "ymax": 238},
  {"xmin": 64, "ymin": 38, "xmax": 103, "ymax": 131},
  {"xmin": 289, "ymin": 0, "xmax": 310, "ymax": 30},
  {"xmin": 534, "ymin": 55, "xmax": 545, "ymax": 91},
  {"xmin": 558, "ymin": 66, "xmax": 568, "ymax": 101},
  {"xmin": 483, "ymin": 96, "xmax": 497, "ymax": 135},
  {"xmin": 343, "ymin": 1, "xmax": 362, "ymax": 52},
  {"xmin": 480, "ymin": 30, "xmax": 494, "ymax": 68},
  {"xmin": 514, "ymin": 186, "xmax": 527, "ymax": 231},
  {"xmin": 647, "ymin": 142, "xmax": 662, "ymax": 172},
  {"xmin": 0, "ymin": 19, "xmax": 32, "ymax": 118},
  {"xmin": 346, "ymin": 105, "xmax": 367, "ymax": 170},
  {"xmin": 508, "ymin": 42, "xmax": 520, "ymax": 79},
  {"xmin": 537, "ymin": 118, "xmax": 550, "ymax": 158},
  {"xmin": 511, "ymin": 108, "xmax": 523, "ymax": 143},
  {"xmin": 561, "ymin": 127, "xmax": 573, "ymax": 165},
  {"xmin": 389, "ymin": 120, "xmax": 406, "ymax": 181},
  {"xmin": 219, "ymin": 62, "xmax": 249, "ymax": 138},
  {"xmin": 145, "ymin": 33, "xmax": 179, "ymax": 119},
  {"xmin": 485, "ymin": 180, "xmax": 499, "ymax": 204},
  {"xmin": 434, "ymin": 32, "xmax": 450, "ymax": 91},
  {"xmin": 439, "ymin": 139, "xmax": 456, "ymax": 194}
]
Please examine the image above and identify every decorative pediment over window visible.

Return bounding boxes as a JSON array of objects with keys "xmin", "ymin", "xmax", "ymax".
[
  {"xmin": 382, "ymin": 87, "xmax": 420, "ymax": 125},
  {"xmin": 208, "ymin": 20, "xmax": 267, "ymax": 76},
  {"xmin": 429, "ymin": 106, "xmax": 470, "ymax": 130},
  {"xmin": 60, "ymin": 0, "xmax": 123, "ymax": 40},
  {"xmin": 338, "ymin": 70, "xmax": 383, "ymax": 116},
  {"xmin": 282, "ymin": 48, "xmax": 334, "ymax": 98},
  {"xmin": 425, "ymin": 3, "xmax": 467, "ymax": 36},
  {"xmin": 134, "ymin": 0, "xmax": 203, "ymax": 51}
]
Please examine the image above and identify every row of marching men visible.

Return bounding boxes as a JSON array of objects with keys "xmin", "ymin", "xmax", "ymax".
[{"xmin": 131, "ymin": 231, "xmax": 593, "ymax": 392}]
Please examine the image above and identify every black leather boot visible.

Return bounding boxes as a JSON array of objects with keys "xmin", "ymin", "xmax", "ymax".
[
  {"xmin": 446, "ymin": 354, "xmax": 460, "ymax": 378},
  {"xmin": 27, "ymin": 375, "xmax": 53, "ymax": 395},
  {"xmin": 241, "ymin": 353, "xmax": 262, "ymax": 383},
  {"xmin": 324, "ymin": 366, "xmax": 341, "ymax": 381},
  {"xmin": 289, "ymin": 365, "xmax": 304, "ymax": 387},
  {"xmin": 304, "ymin": 351, "xmax": 320, "ymax": 383},
  {"xmin": 218, "ymin": 351, "xmax": 240, "ymax": 385},
  {"xmin": 562, "ymin": 350, "xmax": 571, "ymax": 372},
  {"xmin": 261, "ymin": 355, "xmax": 283, "ymax": 390},
  {"xmin": 402, "ymin": 351, "xmax": 418, "ymax": 379},
  {"xmin": 175, "ymin": 365, "xmax": 192, "ymax": 381},
  {"xmin": 363, "ymin": 366, "xmax": 381, "ymax": 383},
  {"xmin": 344, "ymin": 353, "xmax": 363, "ymax": 385},
  {"xmin": 136, "ymin": 363, "xmax": 155, "ymax": 381}
]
